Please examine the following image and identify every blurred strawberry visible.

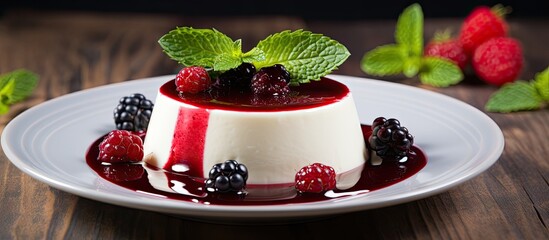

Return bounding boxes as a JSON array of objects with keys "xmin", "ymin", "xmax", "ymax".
[
  {"xmin": 425, "ymin": 30, "xmax": 468, "ymax": 70},
  {"xmin": 472, "ymin": 37, "xmax": 523, "ymax": 86},
  {"xmin": 459, "ymin": 5, "xmax": 509, "ymax": 56}
]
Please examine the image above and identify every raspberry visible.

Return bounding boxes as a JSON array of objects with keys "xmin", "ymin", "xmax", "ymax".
[
  {"xmin": 368, "ymin": 117, "xmax": 414, "ymax": 160},
  {"xmin": 472, "ymin": 37, "xmax": 523, "ymax": 86},
  {"xmin": 425, "ymin": 31, "xmax": 468, "ymax": 70},
  {"xmin": 458, "ymin": 5, "xmax": 509, "ymax": 56},
  {"xmin": 295, "ymin": 163, "xmax": 336, "ymax": 193},
  {"xmin": 98, "ymin": 130, "xmax": 144, "ymax": 163},
  {"xmin": 251, "ymin": 64, "xmax": 291, "ymax": 95},
  {"xmin": 213, "ymin": 63, "xmax": 256, "ymax": 91},
  {"xmin": 205, "ymin": 160, "xmax": 248, "ymax": 193},
  {"xmin": 114, "ymin": 93, "xmax": 154, "ymax": 132},
  {"xmin": 175, "ymin": 66, "xmax": 212, "ymax": 93}
]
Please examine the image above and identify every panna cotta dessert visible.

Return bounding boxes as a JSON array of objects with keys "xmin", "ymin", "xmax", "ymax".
[
  {"xmin": 91, "ymin": 27, "xmax": 421, "ymax": 202},
  {"xmin": 142, "ymin": 77, "xmax": 367, "ymax": 188}
]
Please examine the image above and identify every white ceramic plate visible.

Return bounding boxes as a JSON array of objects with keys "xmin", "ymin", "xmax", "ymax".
[{"xmin": 1, "ymin": 75, "xmax": 504, "ymax": 222}]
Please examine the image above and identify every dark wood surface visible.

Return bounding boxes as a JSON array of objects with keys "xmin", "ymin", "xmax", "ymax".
[{"xmin": 0, "ymin": 10, "xmax": 547, "ymax": 239}]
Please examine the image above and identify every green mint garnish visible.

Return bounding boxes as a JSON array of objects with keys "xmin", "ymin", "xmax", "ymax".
[
  {"xmin": 254, "ymin": 30, "xmax": 350, "ymax": 84},
  {"xmin": 360, "ymin": 3, "xmax": 463, "ymax": 87},
  {"xmin": 485, "ymin": 67, "xmax": 548, "ymax": 113},
  {"xmin": 159, "ymin": 28, "xmax": 349, "ymax": 85},
  {"xmin": 158, "ymin": 27, "xmax": 265, "ymax": 71},
  {"xmin": 419, "ymin": 57, "xmax": 463, "ymax": 87},
  {"xmin": 533, "ymin": 67, "xmax": 549, "ymax": 101},
  {"xmin": 485, "ymin": 81, "xmax": 542, "ymax": 112},
  {"xmin": 360, "ymin": 44, "xmax": 404, "ymax": 76},
  {"xmin": 0, "ymin": 69, "xmax": 39, "ymax": 114},
  {"xmin": 395, "ymin": 3, "xmax": 423, "ymax": 57}
]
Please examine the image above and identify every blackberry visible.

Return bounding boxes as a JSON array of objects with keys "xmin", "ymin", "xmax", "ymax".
[
  {"xmin": 205, "ymin": 160, "xmax": 248, "ymax": 193},
  {"xmin": 213, "ymin": 63, "xmax": 256, "ymax": 91},
  {"xmin": 368, "ymin": 117, "xmax": 414, "ymax": 160},
  {"xmin": 251, "ymin": 64, "xmax": 291, "ymax": 95},
  {"xmin": 114, "ymin": 93, "xmax": 154, "ymax": 131}
]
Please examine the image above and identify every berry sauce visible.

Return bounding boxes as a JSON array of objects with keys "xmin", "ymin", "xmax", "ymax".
[
  {"xmin": 160, "ymin": 77, "xmax": 349, "ymax": 112},
  {"xmin": 86, "ymin": 125, "xmax": 427, "ymax": 205},
  {"xmin": 165, "ymin": 107, "xmax": 208, "ymax": 177}
]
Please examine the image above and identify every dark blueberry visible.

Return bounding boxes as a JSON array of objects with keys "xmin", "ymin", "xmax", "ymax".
[
  {"xmin": 367, "ymin": 117, "xmax": 414, "ymax": 161},
  {"xmin": 114, "ymin": 93, "xmax": 154, "ymax": 131},
  {"xmin": 205, "ymin": 160, "xmax": 248, "ymax": 193}
]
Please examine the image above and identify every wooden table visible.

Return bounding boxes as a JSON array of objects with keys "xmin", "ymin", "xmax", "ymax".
[{"xmin": 0, "ymin": 10, "xmax": 547, "ymax": 239}]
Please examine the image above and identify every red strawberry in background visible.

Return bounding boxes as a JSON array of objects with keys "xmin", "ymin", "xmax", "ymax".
[
  {"xmin": 425, "ymin": 30, "xmax": 468, "ymax": 70},
  {"xmin": 472, "ymin": 37, "xmax": 523, "ymax": 86},
  {"xmin": 459, "ymin": 5, "xmax": 509, "ymax": 56}
]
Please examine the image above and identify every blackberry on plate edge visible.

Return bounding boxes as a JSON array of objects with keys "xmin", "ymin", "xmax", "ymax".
[
  {"xmin": 368, "ymin": 117, "xmax": 414, "ymax": 161},
  {"xmin": 114, "ymin": 93, "xmax": 154, "ymax": 132},
  {"xmin": 205, "ymin": 160, "xmax": 248, "ymax": 193}
]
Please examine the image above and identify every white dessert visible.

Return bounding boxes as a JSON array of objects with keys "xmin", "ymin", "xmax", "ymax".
[{"xmin": 143, "ymin": 79, "xmax": 367, "ymax": 189}]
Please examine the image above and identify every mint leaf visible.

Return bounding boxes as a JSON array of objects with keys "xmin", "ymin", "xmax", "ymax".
[
  {"xmin": 0, "ymin": 103, "xmax": 9, "ymax": 114},
  {"xmin": 0, "ymin": 78, "xmax": 16, "ymax": 105},
  {"xmin": 485, "ymin": 81, "xmax": 542, "ymax": 112},
  {"xmin": 360, "ymin": 44, "xmax": 405, "ymax": 76},
  {"xmin": 213, "ymin": 53, "xmax": 241, "ymax": 71},
  {"xmin": 533, "ymin": 67, "xmax": 549, "ymax": 101},
  {"xmin": 419, "ymin": 57, "xmax": 463, "ymax": 87},
  {"xmin": 0, "ymin": 69, "xmax": 38, "ymax": 105},
  {"xmin": 403, "ymin": 56, "xmax": 421, "ymax": 78},
  {"xmin": 241, "ymin": 47, "xmax": 265, "ymax": 64},
  {"xmin": 395, "ymin": 3, "xmax": 423, "ymax": 57},
  {"xmin": 158, "ymin": 27, "xmax": 239, "ymax": 69},
  {"xmin": 255, "ymin": 30, "xmax": 350, "ymax": 84}
]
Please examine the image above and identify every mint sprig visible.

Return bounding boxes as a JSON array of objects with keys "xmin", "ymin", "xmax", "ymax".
[
  {"xmin": 485, "ymin": 67, "xmax": 549, "ymax": 112},
  {"xmin": 0, "ymin": 69, "xmax": 39, "ymax": 114},
  {"xmin": 158, "ymin": 27, "xmax": 265, "ymax": 71},
  {"xmin": 159, "ymin": 28, "xmax": 350, "ymax": 85},
  {"xmin": 360, "ymin": 3, "xmax": 463, "ymax": 86}
]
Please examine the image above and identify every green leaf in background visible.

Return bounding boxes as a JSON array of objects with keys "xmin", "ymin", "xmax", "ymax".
[
  {"xmin": 0, "ymin": 103, "xmax": 9, "ymax": 114},
  {"xmin": 395, "ymin": 3, "xmax": 424, "ymax": 57},
  {"xmin": 254, "ymin": 30, "xmax": 350, "ymax": 84},
  {"xmin": 360, "ymin": 3, "xmax": 464, "ymax": 87},
  {"xmin": 0, "ymin": 69, "xmax": 38, "ymax": 104},
  {"xmin": 403, "ymin": 57, "xmax": 422, "ymax": 78},
  {"xmin": 158, "ymin": 27, "xmax": 238, "ymax": 69},
  {"xmin": 419, "ymin": 57, "xmax": 463, "ymax": 87},
  {"xmin": 485, "ymin": 81, "xmax": 542, "ymax": 112},
  {"xmin": 533, "ymin": 67, "xmax": 549, "ymax": 101},
  {"xmin": 360, "ymin": 44, "xmax": 405, "ymax": 76},
  {"xmin": 0, "ymin": 69, "xmax": 39, "ymax": 114}
]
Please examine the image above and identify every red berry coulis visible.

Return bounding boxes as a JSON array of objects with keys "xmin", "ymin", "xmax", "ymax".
[
  {"xmin": 162, "ymin": 77, "xmax": 349, "ymax": 112},
  {"xmin": 86, "ymin": 125, "xmax": 427, "ymax": 205}
]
